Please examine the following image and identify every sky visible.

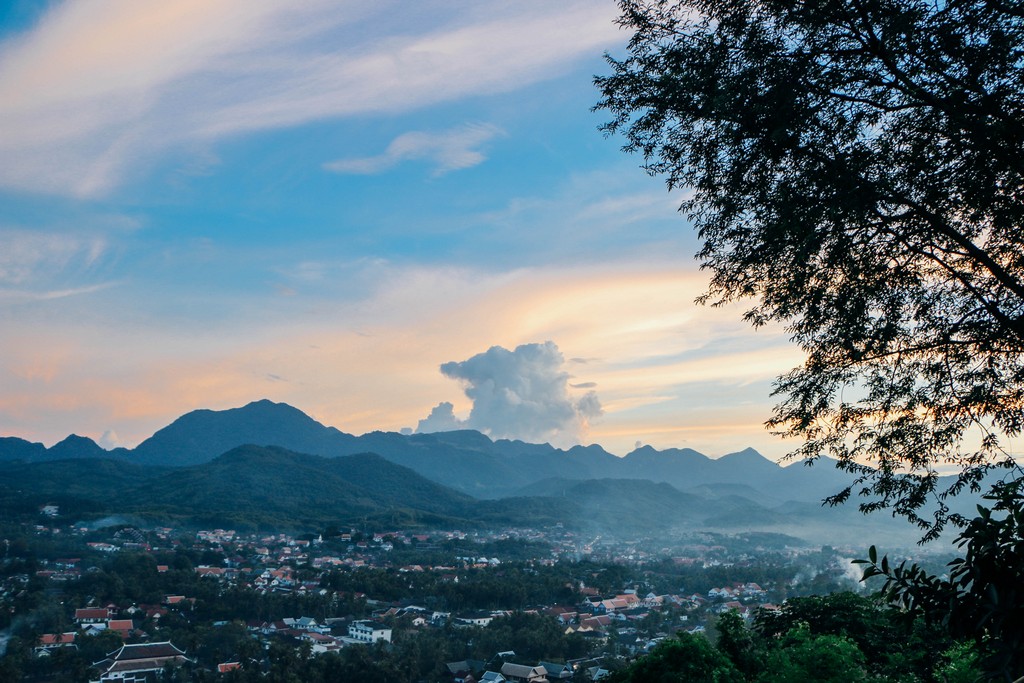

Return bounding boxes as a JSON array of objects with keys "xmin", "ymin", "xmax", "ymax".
[{"xmin": 0, "ymin": 0, "xmax": 803, "ymax": 458}]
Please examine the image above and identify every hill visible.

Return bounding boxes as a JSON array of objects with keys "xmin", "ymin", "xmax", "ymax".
[
  {"xmin": 0, "ymin": 399, "xmax": 860, "ymax": 505},
  {"xmin": 0, "ymin": 441, "xmax": 928, "ymax": 544}
]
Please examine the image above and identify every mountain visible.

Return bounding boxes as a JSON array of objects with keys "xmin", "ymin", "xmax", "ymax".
[
  {"xmin": 130, "ymin": 400, "xmax": 360, "ymax": 467},
  {"xmin": 0, "ymin": 399, "xmax": 858, "ymax": 505},
  {"xmin": 0, "ymin": 445, "xmax": 483, "ymax": 529},
  {"xmin": 0, "ymin": 434, "xmax": 122, "ymax": 463},
  {"xmin": 0, "ymin": 457, "xmax": 161, "ymax": 499},
  {"xmin": 0, "ymin": 436, "xmax": 46, "ymax": 462},
  {"xmin": 47, "ymin": 434, "xmax": 108, "ymax": 460},
  {"xmin": 0, "ymin": 441, "xmax": 931, "ymax": 544}
]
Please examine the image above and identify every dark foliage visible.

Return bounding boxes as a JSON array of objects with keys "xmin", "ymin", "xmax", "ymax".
[
  {"xmin": 596, "ymin": 0, "xmax": 1024, "ymax": 537},
  {"xmin": 858, "ymin": 481, "xmax": 1024, "ymax": 680}
]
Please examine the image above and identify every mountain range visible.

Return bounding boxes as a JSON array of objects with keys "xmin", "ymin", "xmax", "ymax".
[{"xmin": 0, "ymin": 399, "xmax": 940, "ymax": 546}]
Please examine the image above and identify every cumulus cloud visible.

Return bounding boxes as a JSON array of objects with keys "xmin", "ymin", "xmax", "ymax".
[
  {"xmin": 99, "ymin": 429, "xmax": 122, "ymax": 449},
  {"xmin": 324, "ymin": 123, "xmax": 503, "ymax": 176},
  {"xmin": 416, "ymin": 401, "xmax": 467, "ymax": 433},
  {"xmin": 416, "ymin": 341, "xmax": 601, "ymax": 446}
]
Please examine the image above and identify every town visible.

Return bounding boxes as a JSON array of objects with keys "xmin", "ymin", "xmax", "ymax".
[{"xmin": 0, "ymin": 504, "xmax": 882, "ymax": 682}]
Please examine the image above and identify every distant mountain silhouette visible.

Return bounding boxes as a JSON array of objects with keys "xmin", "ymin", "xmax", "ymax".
[
  {"xmin": 130, "ymin": 400, "xmax": 360, "ymax": 466},
  {"xmin": 47, "ymin": 434, "xmax": 108, "ymax": 460},
  {"xmin": 0, "ymin": 399, "xmax": 861, "ymax": 505},
  {"xmin": 0, "ymin": 442, "xmax": 926, "ymax": 544},
  {"xmin": 0, "ymin": 436, "xmax": 46, "ymax": 461}
]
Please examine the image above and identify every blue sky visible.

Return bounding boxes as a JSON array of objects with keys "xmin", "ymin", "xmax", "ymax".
[{"xmin": 0, "ymin": 1, "xmax": 800, "ymax": 457}]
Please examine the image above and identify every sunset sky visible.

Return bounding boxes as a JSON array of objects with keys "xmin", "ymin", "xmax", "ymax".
[{"xmin": 0, "ymin": 0, "xmax": 802, "ymax": 458}]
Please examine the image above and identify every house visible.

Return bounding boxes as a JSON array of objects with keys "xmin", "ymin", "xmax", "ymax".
[
  {"xmin": 195, "ymin": 566, "xmax": 226, "ymax": 579},
  {"xmin": 217, "ymin": 662, "xmax": 241, "ymax": 673},
  {"xmin": 302, "ymin": 632, "xmax": 344, "ymax": 654},
  {"xmin": 34, "ymin": 633, "xmax": 77, "ymax": 656},
  {"xmin": 75, "ymin": 607, "xmax": 111, "ymax": 624},
  {"xmin": 641, "ymin": 593, "xmax": 665, "ymax": 608},
  {"xmin": 578, "ymin": 615, "xmax": 611, "ymax": 631},
  {"xmin": 347, "ymin": 620, "xmax": 392, "ymax": 644},
  {"xmin": 455, "ymin": 611, "xmax": 494, "ymax": 627},
  {"xmin": 91, "ymin": 641, "xmax": 191, "ymax": 682},
  {"xmin": 447, "ymin": 659, "xmax": 486, "ymax": 683},
  {"xmin": 293, "ymin": 616, "xmax": 320, "ymax": 631},
  {"xmin": 106, "ymin": 619, "xmax": 134, "ymax": 639},
  {"xmin": 542, "ymin": 607, "xmax": 577, "ymax": 624},
  {"xmin": 538, "ymin": 662, "xmax": 573, "ymax": 679},
  {"xmin": 718, "ymin": 601, "xmax": 747, "ymax": 615},
  {"xmin": 480, "ymin": 672, "xmax": 507, "ymax": 683},
  {"xmin": 614, "ymin": 594, "xmax": 641, "ymax": 607},
  {"xmin": 599, "ymin": 598, "xmax": 629, "ymax": 613},
  {"xmin": 500, "ymin": 663, "xmax": 548, "ymax": 683}
]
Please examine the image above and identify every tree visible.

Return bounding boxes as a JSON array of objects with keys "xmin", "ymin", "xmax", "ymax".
[
  {"xmin": 756, "ymin": 624, "xmax": 869, "ymax": 683},
  {"xmin": 596, "ymin": 0, "xmax": 1024, "ymax": 537},
  {"xmin": 608, "ymin": 631, "xmax": 743, "ymax": 683},
  {"xmin": 714, "ymin": 609, "xmax": 762, "ymax": 679},
  {"xmin": 857, "ymin": 480, "xmax": 1024, "ymax": 680},
  {"xmin": 753, "ymin": 591, "xmax": 955, "ymax": 680}
]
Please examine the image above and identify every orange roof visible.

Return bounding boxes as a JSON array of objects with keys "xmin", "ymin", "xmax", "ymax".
[{"xmin": 75, "ymin": 607, "xmax": 110, "ymax": 620}]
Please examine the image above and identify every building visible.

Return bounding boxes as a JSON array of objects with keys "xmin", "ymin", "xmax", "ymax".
[
  {"xmin": 75, "ymin": 607, "xmax": 112, "ymax": 624},
  {"xmin": 34, "ymin": 633, "xmax": 77, "ymax": 656},
  {"xmin": 500, "ymin": 662, "xmax": 548, "ymax": 683},
  {"xmin": 347, "ymin": 620, "xmax": 392, "ymax": 644},
  {"xmin": 91, "ymin": 641, "xmax": 191, "ymax": 682}
]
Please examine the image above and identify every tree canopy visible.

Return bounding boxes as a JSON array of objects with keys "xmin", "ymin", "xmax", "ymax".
[{"xmin": 596, "ymin": 0, "xmax": 1024, "ymax": 537}]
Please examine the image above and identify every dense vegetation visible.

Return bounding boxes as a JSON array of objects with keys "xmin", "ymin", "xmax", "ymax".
[{"xmin": 611, "ymin": 594, "xmax": 981, "ymax": 683}]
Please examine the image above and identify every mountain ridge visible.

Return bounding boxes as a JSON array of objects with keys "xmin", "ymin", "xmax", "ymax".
[
  {"xmin": 0, "ymin": 444, "xmax": 926, "ymax": 545},
  {"xmin": 0, "ymin": 398, "xmax": 851, "ymax": 504}
]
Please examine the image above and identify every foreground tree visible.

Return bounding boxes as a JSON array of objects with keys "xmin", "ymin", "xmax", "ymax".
[
  {"xmin": 607, "ymin": 632, "xmax": 743, "ymax": 683},
  {"xmin": 612, "ymin": 596, "xmax": 980, "ymax": 682},
  {"xmin": 596, "ymin": 0, "xmax": 1024, "ymax": 536},
  {"xmin": 858, "ymin": 480, "xmax": 1024, "ymax": 679},
  {"xmin": 597, "ymin": 1, "xmax": 1024, "ymax": 678}
]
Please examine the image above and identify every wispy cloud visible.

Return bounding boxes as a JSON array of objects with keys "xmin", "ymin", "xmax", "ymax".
[
  {"xmin": 0, "ymin": 281, "xmax": 117, "ymax": 304},
  {"xmin": 0, "ymin": 229, "xmax": 109, "ymax": 285},
  {"xmin": 0, "ymin": 1, "xmax": 621, "ymax": 197},
  {"xmin": 325, "ymin": 123, "xmax": 504, "ymax": 176}
]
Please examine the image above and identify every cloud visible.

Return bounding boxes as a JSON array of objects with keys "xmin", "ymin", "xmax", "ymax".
[
  {"xmin": 417, "ymin": 341, "xmax": 602, "ymax": 446},
  {"xmin": 0, "ymin": 229, "xmax": 108, "ymax": 285},
  {"xmin": 0, "ymin": 228, "xmax": 121, "ymax": 305},
  {"xmin": 0, "ymin": 282, "xmax": 117, "ymax": 304},
  {"xmin": 0, "ymin": 258, "xmax": 799, "ymax": 456},
  {"xmin": 416, "ymin": 401, "xmax": 467, "ymax": 433},
  {"xmin": 0, "ymin": 0, "xmax": 621, "ymax": 196},
  {"xmin": 98, "ymin": 429, "xmax": 122, "ymax": 449},
  {"xmin": 324, "ymin": 123, "xmax": 503, "ymax": 176}
]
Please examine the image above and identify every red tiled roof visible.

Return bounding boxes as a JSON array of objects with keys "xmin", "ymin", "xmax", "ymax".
[{"xmin": 75, "ymin": 607, "xmax": 110, "ymax": 620}]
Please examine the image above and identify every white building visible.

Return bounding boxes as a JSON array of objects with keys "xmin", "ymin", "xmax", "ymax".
[{"xmin": 347, "ymin": 620, "xmax": 392, "ymax": 644}]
